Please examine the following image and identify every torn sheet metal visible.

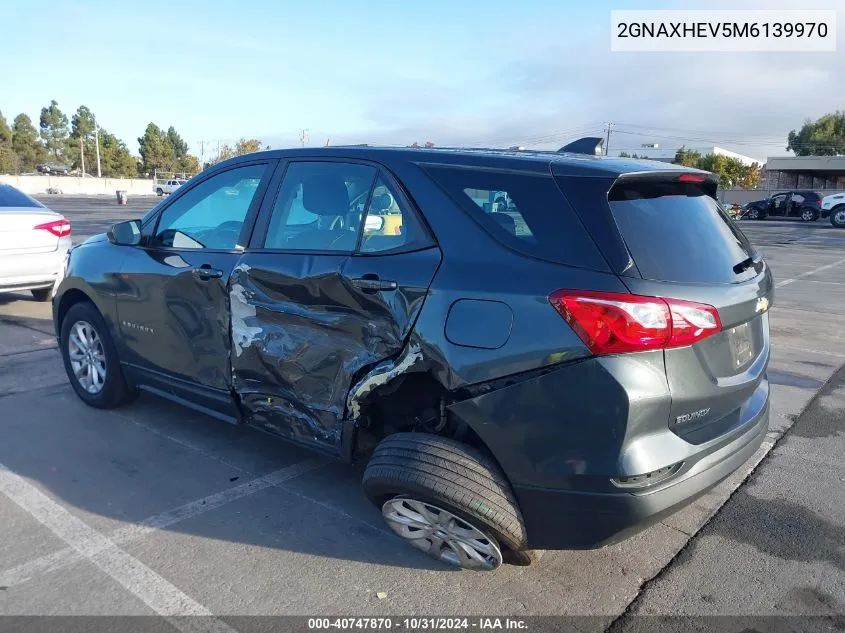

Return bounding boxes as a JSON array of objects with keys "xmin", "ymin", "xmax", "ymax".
[{"xmin": 346, "ymin": 342, "xmax": 425, "ymax": 421}]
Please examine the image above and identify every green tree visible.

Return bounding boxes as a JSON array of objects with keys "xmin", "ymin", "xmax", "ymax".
[
  {"xmin": 39, "ymin": 100, "xmax": 69, "ymax": 161},
  {"xmin": 211, "ymin": 138, "xmax": 269, "ymax": 165},
  {"xmin": 674, "ymin": 145, "xmax": 702, "ymax": 167},
  {"xmin": 0, "ymin": 110, "xmax": 11, "ymax": 145},
  {"xmin": 694, "ymin": 153, "xmax": 761, "ymax": 189},
  {"xmin": 69, "ymin": 105, "xmax": 99, "ymax": 174},
  {"xmin": 0, "ymin": 110, "xmax": 16, "ymax": 173},
  {"xmin": 137, "ymin": 123, "xmax": 175, "ymax": 176},
  {"xmin": 11, "ymin": 113, "xmax": 46, "ymax": 172},
  {"xmin": 99, "ymin": 131, "xmax": 137, "ymax": 178},
  {"xmin": 787, "ymin": 111, "xmax": 845, "ymax": 156},
  {"xmin": 166, "ymin": 126, "xmax": 188, "ymax": 159}
]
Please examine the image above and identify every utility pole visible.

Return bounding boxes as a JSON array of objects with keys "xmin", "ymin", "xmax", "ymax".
[
  {"xmin": 199, "ymin": 140, "xmax": 206, "ymax": 170},
  {"xmin": 80, "ymin": 136, "xmax": 85, "ymax": 177},
  {"xmin": 94, "ymin": 118, "xmax": 101, "ymax": 178},
  {"xmin": 299, "ymin": 128, "xmax": 309, "ymax": 147},
  {"xmin": 604, "ymin": 122, "xmax": 614, "ymax": 156}
]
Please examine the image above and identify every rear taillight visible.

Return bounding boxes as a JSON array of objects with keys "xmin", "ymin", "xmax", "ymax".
[
  {"xmin": 34, "ymin": 220, "xmax": 71, "ymax": 237},
  {"xmin": 549, "ymin": 290, "xmax": 722, "ymax": 355}
]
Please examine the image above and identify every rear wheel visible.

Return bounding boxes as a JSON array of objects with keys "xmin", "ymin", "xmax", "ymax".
[
  {"xmin": 60, "ymin": 301, "xmax": 136, "ymax": 409},
  {"xmin": 832, "ymin": 207, "xmax": 845, "ymax": 229},
  {"xmin": 30, "ymin": 288, "xmax": 52, "ymax": 302},
  {"xmin": 800, "ymin": 208, "xmax": 818, "ymax": 222},
  {"xmin": 362, "ymin": 433, "xmax": 537, "ymax": 571}
]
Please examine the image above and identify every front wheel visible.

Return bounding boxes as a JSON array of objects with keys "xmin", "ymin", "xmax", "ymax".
[
  {"xmin": 363, "ymin": 433, "xmax": 537, "ymax": 571},
  {"xmin": 831, "ymin": 208, "xmax": 845, "ymax": 229},
  {"xmin": 746, "ymin": 208, "xmax": 761, "ymax": 220},
  {"xmin": 60, "ymin": 301, "xmax": 136, "ymax": 409},
  {"xmin": 156, "ymin": 188, "xmax": 164, "ymax": 196}
]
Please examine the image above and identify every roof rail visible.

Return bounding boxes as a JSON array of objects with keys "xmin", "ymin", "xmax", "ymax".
[{"xmin": 558, "ymin": 137, "xmax": 605, "ymax": 156}]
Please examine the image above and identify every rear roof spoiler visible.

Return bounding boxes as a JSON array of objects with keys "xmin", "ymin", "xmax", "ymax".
[{"xmin": 558, "ymin": 137, "xmax": 605, "ymax": 156}]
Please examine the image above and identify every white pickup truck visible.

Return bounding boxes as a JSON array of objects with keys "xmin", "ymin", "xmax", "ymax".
[{"xmin": 154, "ymin": 179, "xmax": 187, "ymax": 196}]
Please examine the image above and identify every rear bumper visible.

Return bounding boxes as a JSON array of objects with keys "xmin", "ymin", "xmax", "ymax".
[
  {"xmin": 514, "ymin": 398, "xmax": 768, "ymax": 550},
  {"xmin": 0, "ymin": 247, "xmax": 68, "ymax": 294}
]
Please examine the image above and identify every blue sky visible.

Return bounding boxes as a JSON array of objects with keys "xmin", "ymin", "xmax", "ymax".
[{"xmin": 3, "ymin": 0, "xmax": 842, "ymax": 161}]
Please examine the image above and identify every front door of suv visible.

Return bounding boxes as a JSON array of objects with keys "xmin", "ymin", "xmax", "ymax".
[
  {"xmin": 229, "ymin": 159, "xmax": 441, "ymax": 454},
  {"xmin": 115, "ymin": 160, "xmax": 275, "ymax": 419}
]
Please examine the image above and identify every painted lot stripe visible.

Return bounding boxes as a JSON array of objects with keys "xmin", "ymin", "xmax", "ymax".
[
  {"xmin": 775, "ymin": 256, "xmax": 845, "ymax": 288},
  {"xmin": 0, "ymin": 457, "xmax": 329, "ymax": 589},
  {"xmin": 0, "ymin": 462, "xmax": 239, "ymax": 632}
]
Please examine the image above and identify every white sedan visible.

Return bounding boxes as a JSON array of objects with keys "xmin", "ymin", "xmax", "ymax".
[{"xmin": 0, "ymin": 184, "xmax": 72, "ymax": 301}]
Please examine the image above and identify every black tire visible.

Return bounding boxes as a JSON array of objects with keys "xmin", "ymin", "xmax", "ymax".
[
  {"xmin": 362, "ymin": 433, "xmax": 538, "ymax": 568},
  {"xmin": 156, "ymin": 188, "xmax": 164, "ymax": 196},
  {"xmin": 746, "ymin": 208, "xmax": 761, "ymax": 220},
  {"xmin": 30, "ymin": 288, "xmax": 52, "ymax": 302},
  {"xmin": 60, "ymin": 301, "xmax": 136, "ymax": 409},
  {"xmin": 831, "ymin": 207, "xmax": 845, "ymax": 229}
]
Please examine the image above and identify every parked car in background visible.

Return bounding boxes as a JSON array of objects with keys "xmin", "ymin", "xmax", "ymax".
[
  {"xmin": 53, "ymin": 146, "xmax": 771, "ymax": 571},
  {"xmin": 821, "ymin": 192, "xmax": 845, "ymax": 228},
  {"xmin": 154, "ymin": 179, "xmax": 187, "ymax": 196},
  {"xmin": 742, "ymin": 190, "xmax": 822, "ymax": 222},
  {"xmin": 0, "ymin": 184, "xmax": 71, "ymax": 301},
  {"xmin": 36, "ymin": 162, "xmax": 70, "ymax": 176}
]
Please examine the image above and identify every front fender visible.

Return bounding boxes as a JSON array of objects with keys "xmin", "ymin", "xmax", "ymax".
[{"xmin": 52, "ymin": 238, "xmax": 129, "ymax": 348}]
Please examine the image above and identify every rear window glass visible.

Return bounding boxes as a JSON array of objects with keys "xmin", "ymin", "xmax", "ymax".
[
  {"xmin": 422, "ymin": 166, "xmax": 607, "ymax": 270},
  {"xmin": 0, "ymin": 186, "xmax": 42, "ymax": 208},
  {"xmin": 608, "ymin": 180, "xmax": 756, "ymax": 284}
]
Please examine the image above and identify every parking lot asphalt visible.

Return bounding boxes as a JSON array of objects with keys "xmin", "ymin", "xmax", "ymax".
[{"xmin": 1, "ymin": 197, "xmax": 844, "ymax": 626}]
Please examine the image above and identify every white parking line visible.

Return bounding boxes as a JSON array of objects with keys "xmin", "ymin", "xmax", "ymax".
[
  {"xmin": 0, "ymin": 462, "xmax": 238, "ymax": 631},
  {"xmin": 775, "ymin": 256, "xmax": 845, "ymax": 288},
  {"xmin": 0, "ymin": 457, "xmax": 328, "ymax": 589}
]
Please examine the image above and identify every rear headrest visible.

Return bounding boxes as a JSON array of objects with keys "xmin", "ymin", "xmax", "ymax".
[
  {"xmin": 490, "ymin": 212, "xmax": 516, "ymax": 235},
  {"xmin": 370, "ymin": 190, "xmax": 394, "ymax": 212},
  {"xmin": 302, "ymin": 175, "xmax": 349, "ymax": 216}
]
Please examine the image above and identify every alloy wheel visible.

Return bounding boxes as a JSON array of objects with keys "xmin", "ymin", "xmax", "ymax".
[
  {"xmin": 382, "ymin": 497, "xmax": 503, "ymax": 571},
  {"xmin": 834, "ymin": 210, "xmax": 845, "ymax": 227},
  {"xmin": 802, "ymin": 209, "xmax": 816, "ymax": 221},
  {"xmin": 67, "ymin": 320, "xmax": 107, "ymax": 394}
]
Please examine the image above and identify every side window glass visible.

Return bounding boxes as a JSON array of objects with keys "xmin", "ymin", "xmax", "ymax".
[
  {"xmin": 155, "ymin": 164, "xmax": 266, "ymax": 250},
  {"xmin": 263, "ymin": 161, "xmax": 376, "ymax": 252},
  {"xmin": 464, "ymin": 187, "xmax": 533, "ymax": 241},
  {"xmin": 358, "ymin": 175, "xmax": 431, "ymax": 254}
]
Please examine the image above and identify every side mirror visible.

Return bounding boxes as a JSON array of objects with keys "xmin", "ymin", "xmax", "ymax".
[{"xmin": 107, "ymin": 219, "xmax": 142, "ymax": 246}]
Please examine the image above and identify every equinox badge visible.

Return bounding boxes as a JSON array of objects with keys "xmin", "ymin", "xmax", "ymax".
[{"xmin": 676, "ymin": 408, "xmax": 710, "ymax": 425}]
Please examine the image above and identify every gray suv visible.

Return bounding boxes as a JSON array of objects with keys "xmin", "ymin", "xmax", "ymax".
[{"xmin": 52, "ymin": 146, "xmax": 771, "ymax": 571}]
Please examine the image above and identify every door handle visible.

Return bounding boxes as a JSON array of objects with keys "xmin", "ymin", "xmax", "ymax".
[
  {"xmin": 192, "ymin": 266, "xmax": 223, "ymax": 280},
  {"xmin": 350, "ymin": 276, "xmax": 398, "ymax": 292}
]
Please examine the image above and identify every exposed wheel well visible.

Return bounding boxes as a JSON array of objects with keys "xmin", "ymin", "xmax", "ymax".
[{"xmin": 352, "ymin": 371, "xmax": 489, "ymax": 461}]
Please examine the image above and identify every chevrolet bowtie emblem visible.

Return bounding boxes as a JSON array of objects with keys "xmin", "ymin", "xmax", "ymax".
[{"xmin": 755, "ymin": 297, "xmax": 770, "ymax": 313}]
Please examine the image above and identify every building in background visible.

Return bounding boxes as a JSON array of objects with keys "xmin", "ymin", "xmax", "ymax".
[
  {"xmin": 613, "ymin": 146, "xmax": 763, "ymax": 166},
  {"xmin": 763, "ymin": 156, "xmax": 845, "ymax": 191}
]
